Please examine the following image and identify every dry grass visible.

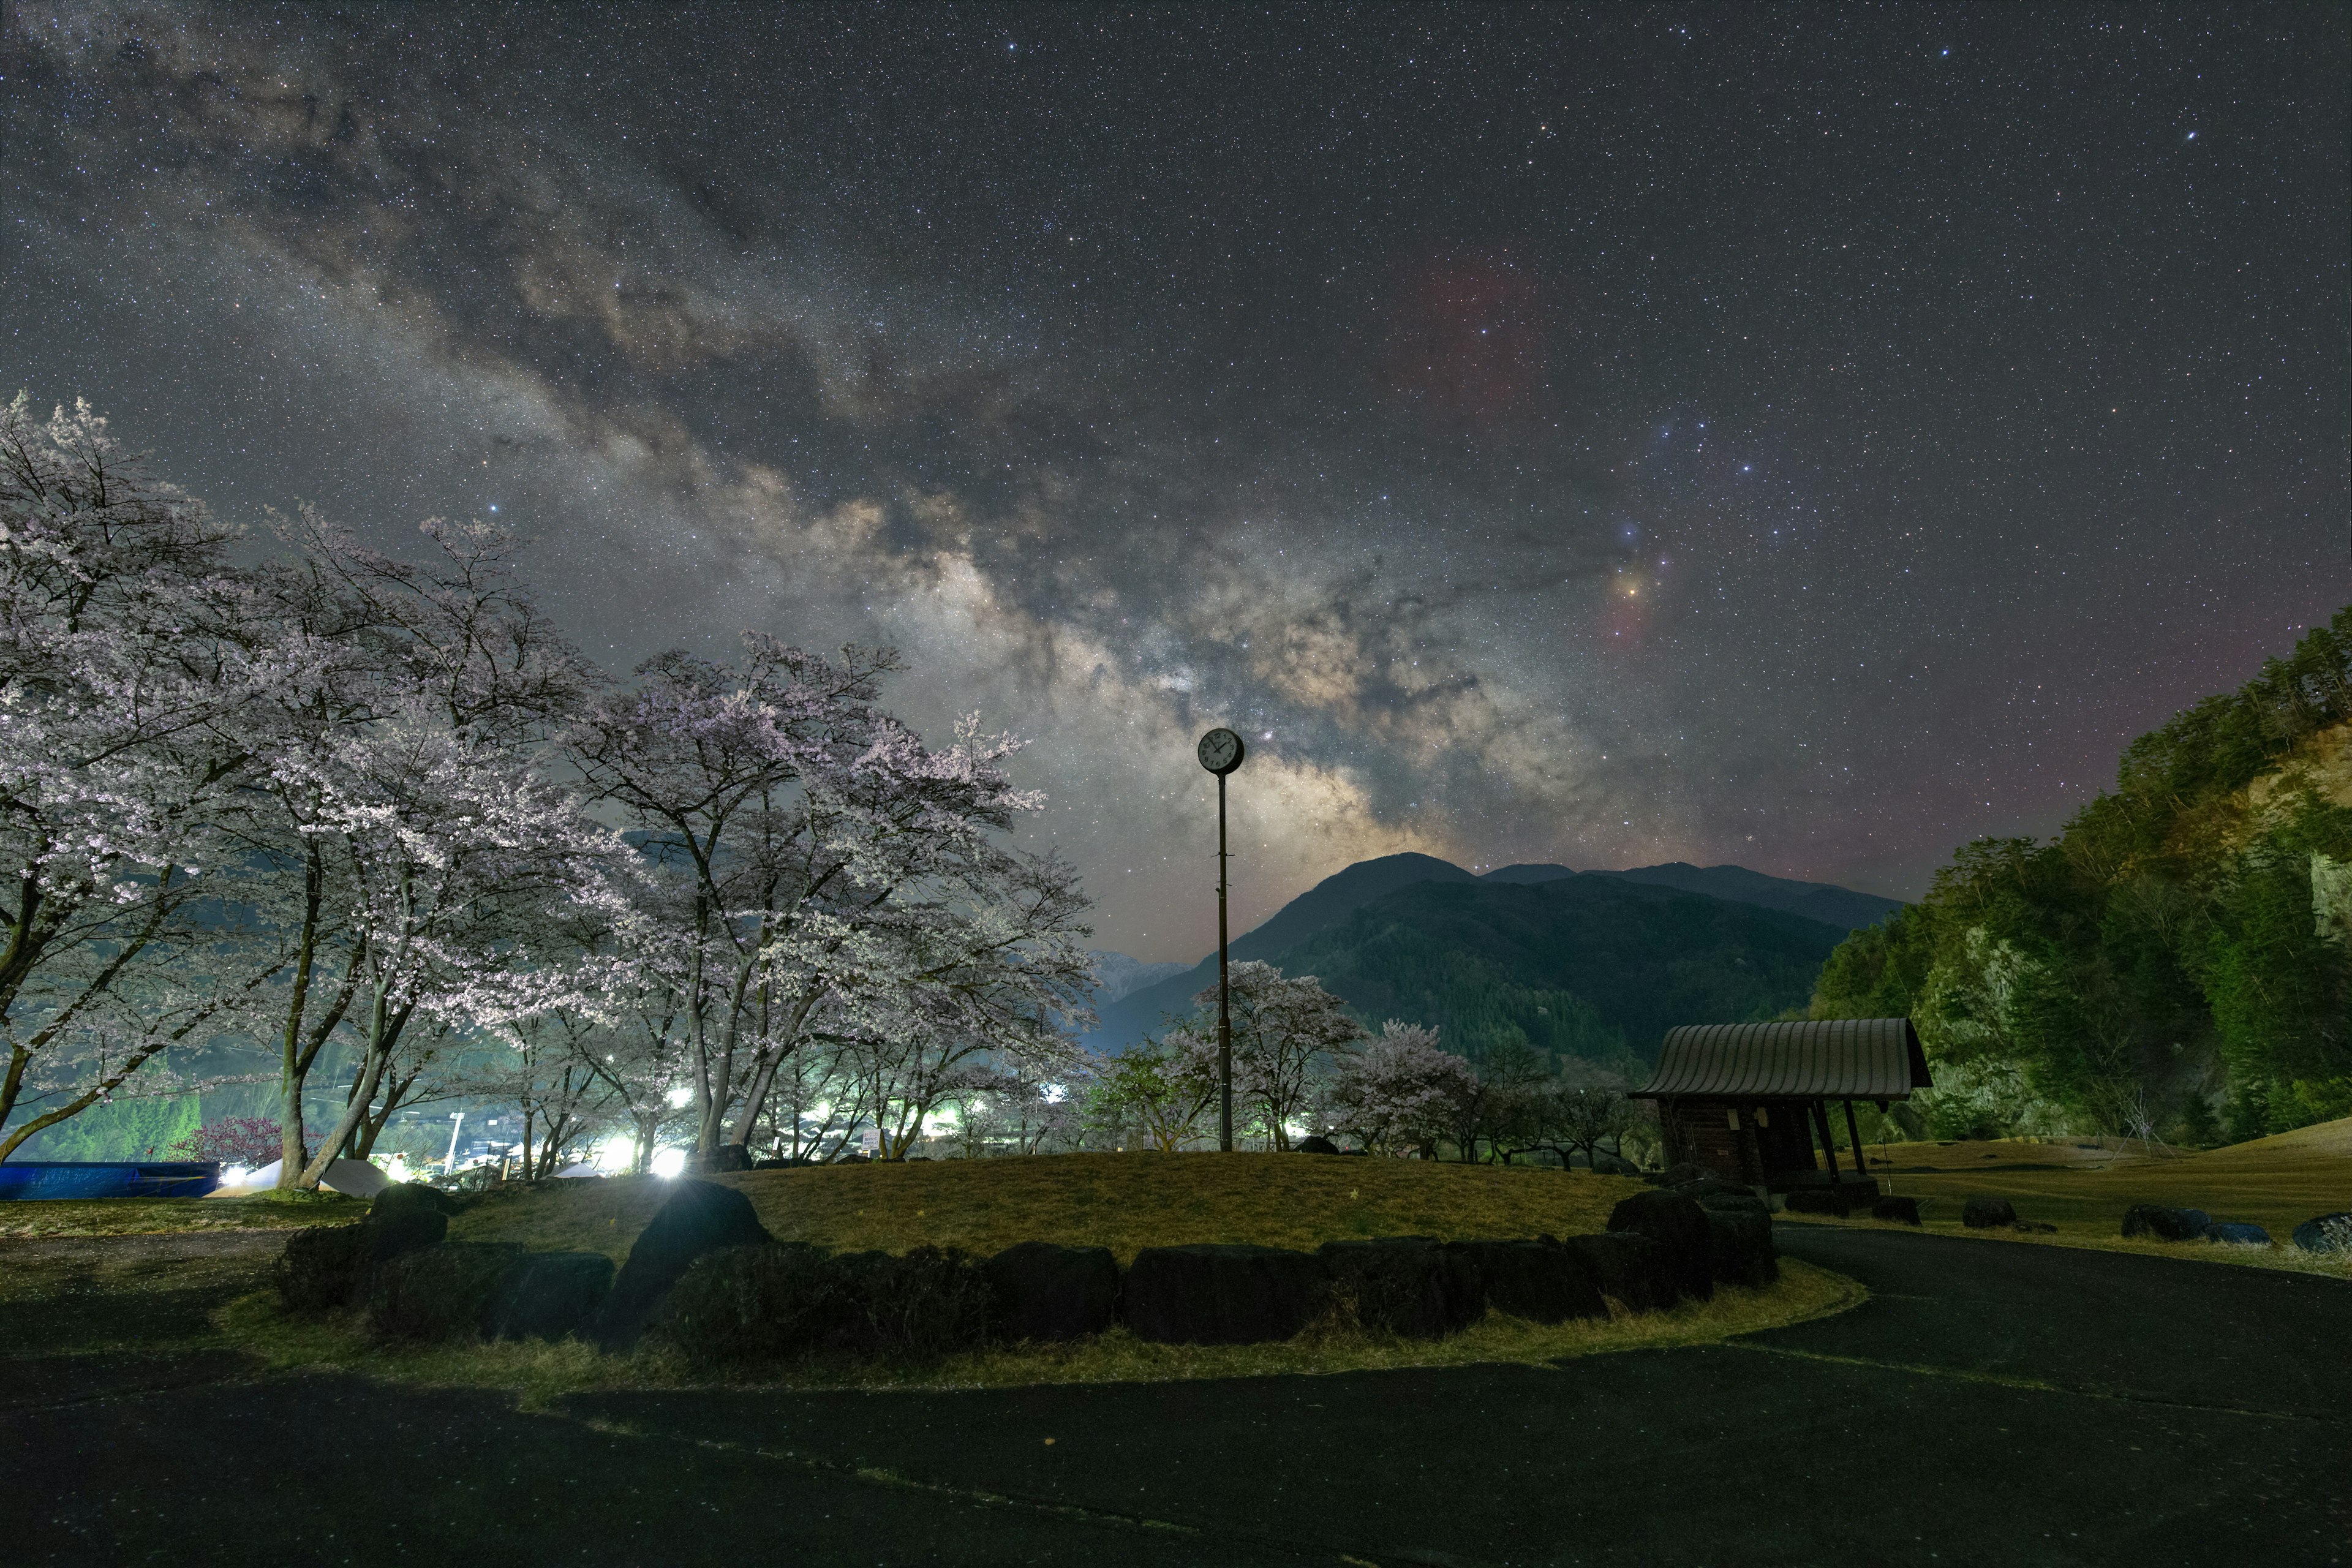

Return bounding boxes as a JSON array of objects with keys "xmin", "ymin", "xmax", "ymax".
[
  {"xmin": 449, "ymin": 1151, "xmax": 1650, "ymax": 1265},
  {"xmin": 1792, "ymin": 1116, "xmax": 2352, "ymax": 1281},
  {"xmin": 208, "ymin": 1259, "xmax": 1861, "ymax": 1405},
  {"xmin": 0, "ymin": 1189, "xmax": 369, "ymax": 1240}
]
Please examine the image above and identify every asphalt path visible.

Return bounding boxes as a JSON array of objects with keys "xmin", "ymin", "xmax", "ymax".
[{"xmin": 3, "ymin": 1228, "xmax": 2343, "ymax": 1567}]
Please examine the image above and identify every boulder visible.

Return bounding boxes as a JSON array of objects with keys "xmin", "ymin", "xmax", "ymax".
[
  {"xmin": 274, "ymin": 1222, "xmax": 373, "ymax": 1311},
  {"xmin": 488, "ymin": 1251, "xmax": 615, "ymax": 1341},
  {"xmin": 1962, "ymin": 1196, "xmax": 2018, "ymax": 1229},
  {"xmin": 983, "ymin": 1241, "xmax": 1121, "ymax": 1343},
  {"xmin": 1783, "ymin": 1188, "xmax": 1852, "ymax": 1216},
  {"xmin": 1676, "ymin": 1177, "xmax": 1760, "ymax": 1202},
  {"xmin": 274, "ymin": 1185, "xmax": 459, "ymax": 1313},
  {"xmin": 839, "ymin": 1246, "xmax": 994, "ymax": 1357},
  {"xmin": 594, "ymin": 1178, "xmax": 774, "ymax": 1348},
  {"xmin": 2204, "ymin": 1221, "xmax": 2271, "ymax": 1246},
  {"xmin": 1694, "ymin": 1190, "xmax": 1771, "ymax": 1218},
  {"xmin": 1559, "ymin": 1232, "xmax": 1678, "ymax": 1313},
  {"xmin": 1605, "ymin": 1189, "xmax": 1715, "ymax": 1302},
  {"xmin": 1447, "ymin": 1238, "xmax": 1606, "ymax": 1325},
  {"xmin": 1294, "ymin": 1135, "xmax": 1341, "ymax": 1155},
  {"xmin": 2120, "ymin": 1204, "xmax": 2209, "ymax": 1242},
  {"xmin": 1319, "ymin": 1238, "xmax": 1483, "ymax": 1340},
  {"xmin": 2291, "ymin": 1213, "xmax": 2352, "ymax": 1254},
  {"xmin": 1871, "ymin": 1196, "xmax": 1922, "ymax": 1226},
  {"xmin": 368, "ymin": 1242, "xmax": 526, "ymax": 1341},
  {"xmin": 1703, "ymin": 1208, "xmax": 1779, "ymax": 1288},
  {"xmin": 652, "ymin": 1242, "xmax": 990, "ymax": 1366},
  {"xmin": 653, "ymin": 1242, "xmax": 854, "ymax": 1369},
  {"xmin": 367, "ymin": 1182, "xmax": 456, "ymax": 1262},
  {"xmin": 1590, "ymin": 1153, "xmax": 1642, "ymax": 1177},
  {"xmin": 1123, "ymin": 1244, "xmax": 1329, "ymax": 1345}
]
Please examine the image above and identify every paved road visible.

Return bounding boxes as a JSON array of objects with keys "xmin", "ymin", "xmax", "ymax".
[{"xmin": 3, "ymin": 1229, "xmax": 2342, "ymax": 1567}]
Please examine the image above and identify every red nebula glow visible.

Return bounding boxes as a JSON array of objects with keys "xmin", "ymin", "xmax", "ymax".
[{"xmin": 1379, "ymin": 248, "xmax": 1553, "ymax": 427}]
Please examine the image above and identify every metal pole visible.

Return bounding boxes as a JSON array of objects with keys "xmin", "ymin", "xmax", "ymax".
[
  {"xmin": 1843, "ymin": 1099, "xmax": 1869, "ymax": 1192},
  {"xmin": 1217, "ymin": 770, "xmax": 1234, "ymax": 1152}
]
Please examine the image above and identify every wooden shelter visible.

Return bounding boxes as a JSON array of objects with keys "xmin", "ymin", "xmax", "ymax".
[{"xmin": 1629, "ymin": 1019, "xmax": 1932, "ymax": 1192}]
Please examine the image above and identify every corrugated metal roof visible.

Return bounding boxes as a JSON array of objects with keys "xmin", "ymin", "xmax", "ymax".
[{"xmin": 1629, "ymin": 1019, "xmax": 1932, "ymax": 1099}]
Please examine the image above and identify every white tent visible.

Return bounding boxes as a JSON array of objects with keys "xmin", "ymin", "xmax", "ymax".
[{"xmin": 217, "ymin": 1158, "xmax": 392, "ymax": 1199}]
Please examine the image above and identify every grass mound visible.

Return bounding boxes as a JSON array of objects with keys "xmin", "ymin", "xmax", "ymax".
[
  {"xmin": 449, "ymin": 1152, "xmax": 1648, "ymax": 1265},
  {"xmin": 1795, "ymin": 1121, "xmax": 2352, "ymax": 1278},
  {"xmin": 2188, "ymin": 1114, "xmax": 2352, "ymax": 1168}
]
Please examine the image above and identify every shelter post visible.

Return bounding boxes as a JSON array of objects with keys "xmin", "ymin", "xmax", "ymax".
[{"xmin": 1814, "ymin": 1100, "xmax": 1842, "ymax": 1181}]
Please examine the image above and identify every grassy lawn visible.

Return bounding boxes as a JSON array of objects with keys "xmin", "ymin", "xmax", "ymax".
[
  {"xmin": 449, "ymin": 1150, "xmax": 1651, "ymax": 1265},
  {"xmin": 0, "ymin": 1188, "xmax": 369, "ymax": 1240},
  {"xmin": 1791, "ymin": 1118, "xmax": 2352, "ymax": 1281}
]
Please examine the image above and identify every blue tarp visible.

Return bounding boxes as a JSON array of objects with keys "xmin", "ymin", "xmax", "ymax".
[{"xmin": 0, "ymin": 1161, "xmax": 223, "ymax": 1200}]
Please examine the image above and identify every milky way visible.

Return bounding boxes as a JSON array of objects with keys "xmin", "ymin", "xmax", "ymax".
[{"xmin": 6, "ymin": 6, "xmax": 2345, "ymax": 957}]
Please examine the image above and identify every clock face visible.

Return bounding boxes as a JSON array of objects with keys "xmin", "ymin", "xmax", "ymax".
[{"xmin": 1196, "ymin": 727, "xmax": 1246, "ymax": 775}]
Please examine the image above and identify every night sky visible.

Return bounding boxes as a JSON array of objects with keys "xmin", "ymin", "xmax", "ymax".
[{"xmin": 7, "ymin": 6, "xmax": 2346, "ymax": 959}]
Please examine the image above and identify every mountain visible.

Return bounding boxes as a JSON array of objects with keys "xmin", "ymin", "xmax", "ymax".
[
  {"xmin": 1234, "ymin": 852, "xmax": 1480, "ymax": 957},
  {"xmin": 1477, "ymin": 863, "xmax": 1577, "ymax": 884},
  {"xmin": 1283, "ymin": 876, "xmax": 1844, "ymax": 1066},
  {"xmin": 1086, "ymin": 951, "xmax": 1190, "ymax": 1006},
  {"xmin": 1586, "ymin": 863, "xmax": 1902, "ymax": 933},
  {"xmin": 1089, "ymin": 853, "xmax": 1480, "ymax": 1044},
  {"xmin": 1087, "ymin": 851, "xmax": 1855, "ymax": 1057}
]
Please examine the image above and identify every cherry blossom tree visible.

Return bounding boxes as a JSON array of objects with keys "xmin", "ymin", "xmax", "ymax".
[
  {"xmin": 1169, "ymin": 962, "xmax": 1363, "ymax": 1150},
  {"xmin": 271, "ymin": 701, "xmax": 627, "ymax": 1189},
  {"xmin": 567, "ymin": 636, "xmax": 1093, "ymax": 1156},
  {"xmin": 0, "ymin": 396, "xmax": 299, "ymax": 1161},
  {"xmin": 223, "ymin": 505, "xmax": 597, "ymax": 1185},
  {"xmin": 1322, "ymin": 1020, "xmax": 1478, "ymax": 1158}
]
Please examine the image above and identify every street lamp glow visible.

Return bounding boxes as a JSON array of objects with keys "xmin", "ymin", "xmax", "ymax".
[{"xmin": 650, "ymin": 1148, "xmax": 687, "ymax": 1178}]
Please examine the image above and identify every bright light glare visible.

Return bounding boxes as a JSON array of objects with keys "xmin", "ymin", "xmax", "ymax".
[
  {"xmin": 665, "ymin": 1085, "xmax": 694, "ymax": 1109},
  {"xmin": 221, "ymin": 1166, "xmax": 249, "ymax": 1186},
  {"xmin": 650, "ymin": 1148, "xmax": 687, "ymax": 1178}
]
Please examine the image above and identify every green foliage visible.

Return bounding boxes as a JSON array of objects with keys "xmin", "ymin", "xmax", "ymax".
[
  {"xmin": 1811, "ymin": 608, "xmax": 2352, "ymax": 1140},
  {"xmin": 12, "ymin": 1093, "xmax": 202, "ymax": 1162},
  {"xmin": 1278, "ymin": 876, "xmax": 1841, "ymax": 1073}
]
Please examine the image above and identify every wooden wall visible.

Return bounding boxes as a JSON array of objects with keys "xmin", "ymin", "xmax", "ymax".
[{"xmin": 1659, "ymin": 1098, "xmax": 1823, "ymax": 1183}]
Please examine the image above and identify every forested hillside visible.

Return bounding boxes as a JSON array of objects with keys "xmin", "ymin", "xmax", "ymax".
[
  {"xmin": 1089, "ymin": 853, "xmax": 1887, "ymax": 1049},
  {"xmin": 1256, "ymin": 877, "xmax": 1845, "ymax": 1072},
  {"xmin": 1811, "ymin": 609, "xmax": 2352, "ymax": 1144}
]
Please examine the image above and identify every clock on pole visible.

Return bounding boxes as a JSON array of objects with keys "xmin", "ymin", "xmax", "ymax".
[{"xmin": 1197, "ymin": 728, "xmax": 1246, "ymax": 1148}]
